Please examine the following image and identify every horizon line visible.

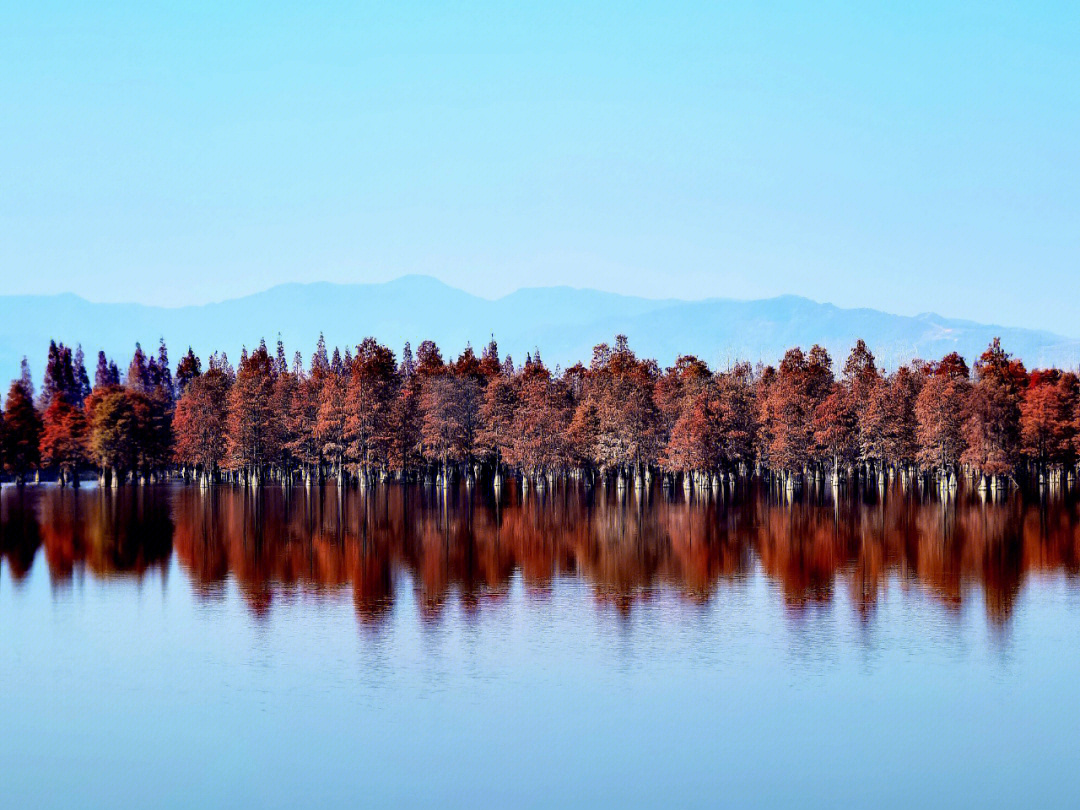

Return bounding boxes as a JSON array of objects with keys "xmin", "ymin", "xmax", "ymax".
[{"xmin": 0, "ymin": 274, "xmax": 1066, "ymax": 339}]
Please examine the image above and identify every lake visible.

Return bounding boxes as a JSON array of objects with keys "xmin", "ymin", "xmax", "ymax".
[{"xmin": 3, "ymin": 481, "xmax": 1080, "ymax": 808}]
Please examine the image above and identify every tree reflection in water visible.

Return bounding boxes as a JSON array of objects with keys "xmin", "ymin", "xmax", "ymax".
[{"xmin": 3, "ymin": 482, "xmax": 1079, "ymax": 629}]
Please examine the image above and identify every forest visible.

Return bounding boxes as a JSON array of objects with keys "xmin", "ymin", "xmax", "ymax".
[{"xmin": 0, "ymin": 333, "xmax": 1077, "ymax": 494}]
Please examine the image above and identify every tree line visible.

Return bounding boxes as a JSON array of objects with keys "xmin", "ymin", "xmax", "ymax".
[{"xmin": 0, "ymin": 334, "xmax": 1077, "ymax": 492}]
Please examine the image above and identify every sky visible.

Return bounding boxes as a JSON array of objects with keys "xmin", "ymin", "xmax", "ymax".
[{"xmin": 2, "ymin": 2, "xmax": 1078, "ymax": 335}]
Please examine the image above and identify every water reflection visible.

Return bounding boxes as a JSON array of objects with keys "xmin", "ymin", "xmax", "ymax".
[
  {"xmin": 1, "ymin": 487, "xmax": 172, "ymax": 585},
  {"xmin": 3, "ymin": 482, "xmax": 1079, "ymax": 627}
]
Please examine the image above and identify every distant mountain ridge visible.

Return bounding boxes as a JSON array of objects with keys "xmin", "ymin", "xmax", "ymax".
[{"xmin": 1, "ymin": 275, "xmax": 1078, "ymax": 386}]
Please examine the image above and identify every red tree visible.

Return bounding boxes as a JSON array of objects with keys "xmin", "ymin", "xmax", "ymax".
[
  {"xmin": 3, "ymin": 379, "xmax": 42, "ymax": 484},
  {"xmin": 226, "ymin": 343, "xmax": 276, "ymax": 483},
  {"xmin": 961, "ymin": 339, "xmax": 1026, "ymax": 481},
  {"xmin": 915, "ymin": 360, "xmax": 969, "ymax": 478},
  {"xmin": 1020, "ymin": 370, "xmax": 1077, "ymax": 473},
  {"xmin": 40, "ymin": 396, "xmax": 88, "ymax": 486},
  {"xmin": 173, "ymin": 367, "xmax": 230, "ymax": 481}
]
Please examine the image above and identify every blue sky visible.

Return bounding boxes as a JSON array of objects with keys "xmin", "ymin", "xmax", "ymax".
[{"xmin": 2, "ymin": 2, "xmax": 1078, "ymax": 335}]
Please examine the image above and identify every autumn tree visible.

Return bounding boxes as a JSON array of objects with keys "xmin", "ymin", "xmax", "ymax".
[
  {"xmin": 388, "ymin": 374, "xmax": 423, "ymax": 476},
  {"xmin": 85, "ymin": 387, "xmax": 142, "ymax": 484},
  {"xmin": 1020, "ymin": 370, "xmax": 1077, "ymax": 475},
  {"xmin": 661, "ymin": 385, "xmax": 716, "ymax": 476},
  {"xmin": 288, "ymin": 372, "xmax": 322, "ymax": 483},
  {"xmin": 173, "ymin": 366, "xmax": 230, "ymax": 482},
  {"xmin": 226, "ymin": 342, "xmax": 276, "ymax": 484},
  {"xmin": 421, "ymin": 374, "xmax": 471, "ymax": 481},
  {"xmin": 878, "ymin": 364, "xmax": 923, "ymax": 471},
  {"xmin": 478, "ymin": 337, "xmax": 502, "ymax": 379},
  {"xmin": 411, "ymin": 340, "xmax": 457, "ymax": 479},
  {"xmin": 3, "ymin": 376, "xmax": 42, "ymax": 484},
  {"xmin": 573, "ymin": 336, "xmax": 660, "ymax": 481},
  {"xmin": 507, "ymin": 361, "xmax": 571, "ymax": 481},
  {"xmin": 316, "ymin": 360, "xmax": 348, "ymax": 483},
  {"xmin": 451, "ymin": 348, "xmax": 485, "ymax": 474},
  {"xmin": 40, "ymin": 396, "xmax": 88, "ymax": 486},
  {"xmin": 415, "ymin": 340, "xmax": 444, "ymax": 377},
  {"xmin": 813, "ymin": 383, "xmax": 857, "ymax": 478},
  {"xmin": 915, "ymin": 355, "xmax": 970, "ymax": 479},
  {"xmin": 12, "ymin": 330, "xmax": 1079, "ymax": 497},
  {"xmin": 346, "ymin": 338, "xmax": 398, "ymax": 481},
  {"xmin": 655, "ymin": 355, "xmax": 711, "ymax": 474},
  {"xmin": 476, "ymin": 371, "xmax": 518, "ymax": 475},
  {"xmin": 268, "ymin": 350, "xmax": 299, "ymax": 478},
  {"xmin": 713, "ymin": 362, "xmax": 758, "ymax": 475},
  {"xmin": 961, "ymin": 338, "xmax": 1027, "ymax": 483},
  {"xmin": 760, "ymin": 346, "xmax": 833, "ymax": 478},
  {"xmin": 567, "ymin": 385, "xmax": 601, "ymax": 472},
  {"xmin": 840, "ymin": 339, "xmax": 881, "ymax": 468},
  {"xmin": 141, "ymin": 392, "xmax": 174, "ymax": 478}
]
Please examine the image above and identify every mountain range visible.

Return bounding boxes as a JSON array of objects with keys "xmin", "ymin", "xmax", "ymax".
[{"xmin": 1, "ymin": 275, "xmax": 1077, "ymax": 386}]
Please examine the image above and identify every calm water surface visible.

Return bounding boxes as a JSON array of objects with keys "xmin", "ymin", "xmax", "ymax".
[{"xmin": 3, "ymin": 481, "xmax": 1080, "ymax": 808}]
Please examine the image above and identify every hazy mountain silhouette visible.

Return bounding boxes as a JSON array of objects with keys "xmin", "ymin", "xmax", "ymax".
[{"xmin": 2, "ymin": 274, "xmax": 1078, "ymax": 385}]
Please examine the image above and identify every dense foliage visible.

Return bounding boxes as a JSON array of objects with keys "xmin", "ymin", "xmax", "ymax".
[{"xmin": 2, "ymin": 335, "xmax": 1078, "ymax": 490}]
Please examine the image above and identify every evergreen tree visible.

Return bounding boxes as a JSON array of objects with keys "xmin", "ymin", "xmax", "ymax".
[
  {"xmin": 479, "ymin": 336, "xmax": 501, "ymax": 378},
  {"xmin": 19, "ymin": 357, "xmax": 34, "ymax": 401},
  {"xmin": 126, "ymin": 343, "xmax": 150, "ymax": 392},
  {"xmin": 218, "ymin": 352, "xmax": 235, "ymax": 379},
  {"xmin": 152, "ymin": 338, "xmax": 173, "ymax": 397},
  {"xmin": 73, "ymin": 344, "xmax": 92, "ymax": 405},
  {"xmin": 275, "ymin": 336, "xmax": 289, "ymax": 375},
  {"xmin": 95, "ymin": 351, "xmax": 113, "ymax": 389},
  {"xmin": 400, "ymin": 342, "xmax": 415, "ymax": 379},
  {"xmin": 312, "ymin": 333, "xmax": 330, "ymax": 375},
  {"xmin": 175, "ymin": 348, "xmax": 202, "ymax": 394},
  {"xmin": 39, "ymin": 340, "xmax": 78, "ymax": 410}
]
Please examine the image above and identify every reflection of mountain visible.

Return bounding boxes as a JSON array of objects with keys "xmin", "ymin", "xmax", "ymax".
[
  {"xmin": 3, "ymin": 276, "xmax": 1080, "ymax": 386},
  {"xmin": 6, "ymin": 483, "xmax": 1080, "ymax": 627}
]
